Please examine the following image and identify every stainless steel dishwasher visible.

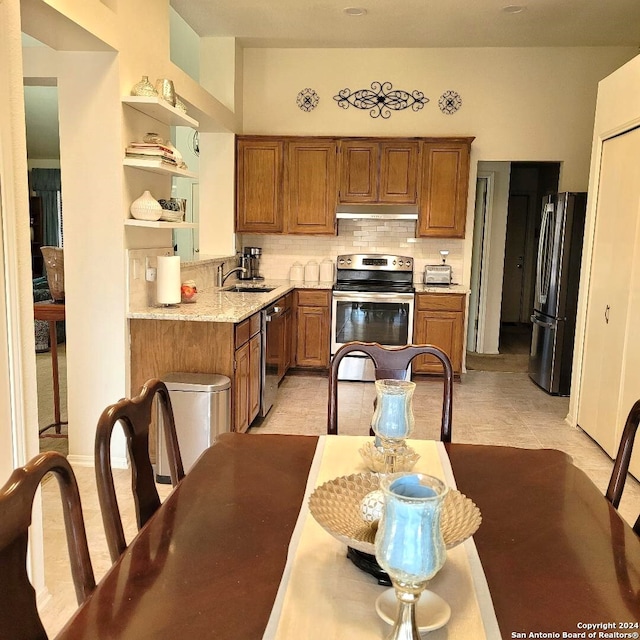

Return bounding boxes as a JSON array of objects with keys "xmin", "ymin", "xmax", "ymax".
[{"xmin": 260, "ymin": 301, "xmax": 285, "ymax": 417}]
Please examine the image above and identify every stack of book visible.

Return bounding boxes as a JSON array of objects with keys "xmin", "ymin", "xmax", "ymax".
[{"xmin": 125, "ymin": 142, "xmax": 178, "ymax": 167}]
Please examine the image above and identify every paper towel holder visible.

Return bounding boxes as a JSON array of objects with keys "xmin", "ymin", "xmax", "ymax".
[{"xmin": 156, "ymin": 255, "xmax": 181, "ymax": 307}]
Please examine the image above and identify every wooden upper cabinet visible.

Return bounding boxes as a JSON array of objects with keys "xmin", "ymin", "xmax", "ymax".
[
  {"xmin": 284, "ymin": 139, "xmax": 338, "ymax": 235},
  {"xmin": 339, "ymin": 139, "xmax": 419, "ymax": 204},
  {"xmin": 338, "ymin": 140, "xmax": 378, "ymax": 202},
  {"xmin": 379, "ymin": 141, "xmax": 420, "ymax": 203},
  {"xmin": 418, "ymin": 139, "xmax": 473, "ymax": 238},
  {"xmin": 236, "ymin": 138, "xmax": 284, "ymax": 233}
]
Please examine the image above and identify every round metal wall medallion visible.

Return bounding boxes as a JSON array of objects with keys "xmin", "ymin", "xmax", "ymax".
[
  {"xmin": 438, "ymin": 90, "xmax": 462, "ymax": 115},
  {"xmin": 297, "ymin": 88, "xmax": 319, "ymax": 112}
]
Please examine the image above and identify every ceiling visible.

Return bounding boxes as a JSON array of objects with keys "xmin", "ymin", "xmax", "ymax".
[{"xmin": 170, "ymin": 0, "xmax": 640, "ymax": 48}]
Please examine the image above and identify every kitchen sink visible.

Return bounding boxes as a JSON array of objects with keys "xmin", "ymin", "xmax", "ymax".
[{"xmin": 223, "ymin": 285, "xmax": 275, "ymax": 293}]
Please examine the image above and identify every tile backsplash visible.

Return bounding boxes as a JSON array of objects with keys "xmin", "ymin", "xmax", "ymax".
[{"xmin": 240, "ymin": 219, "xmax": 465, "ymax": 284}]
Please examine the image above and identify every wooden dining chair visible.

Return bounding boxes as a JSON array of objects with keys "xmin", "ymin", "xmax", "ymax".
[
  {"xmin": 0, "ymin": 451, "xmax": 95, "ymax": 640},
  {"xmin": 328, "ymin": 341, "xmax": 453, "ymax": 441},
  {"xmin": 605, "ymin": 399, "xmax": 640, "ymax": 535},
  {"xmin": 95, "ymin": 378, "xmax": 185, "ymax": 563}
]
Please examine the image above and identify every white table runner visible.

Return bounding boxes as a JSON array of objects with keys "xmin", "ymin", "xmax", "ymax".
[{"xmin": 263, "ymin": 436, "xmax": 501, "ymax": 639}]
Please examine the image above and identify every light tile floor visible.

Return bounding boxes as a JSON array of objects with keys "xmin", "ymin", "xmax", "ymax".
[{"xmin": 39, "ymin": 371, "xmax": 640, "ymax": 636}]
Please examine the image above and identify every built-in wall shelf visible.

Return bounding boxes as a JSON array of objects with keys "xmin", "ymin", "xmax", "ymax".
[
  {"xmin": 122, "ymin": 96, "xmax": 199, "ymax": 129},
  {"xmin": 125, "ymin": 219, "xmax": 197, "ymax": 229},
  {"xmin": 123, "ymin": 157, "xmax": 197, "ymax": 178}
]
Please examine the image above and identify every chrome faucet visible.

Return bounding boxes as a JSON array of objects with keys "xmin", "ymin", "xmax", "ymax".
[{"xmin": 217, "ymin": 263, "xmax": 247, "ymax": 287}]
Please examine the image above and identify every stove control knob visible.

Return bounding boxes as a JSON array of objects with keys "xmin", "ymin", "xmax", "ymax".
[
  {"xmin": 392, "ymin": 259, "xmax": 397, "ymax": 265},
  {"xmin": 406, "ymin": 260, "xmax": 412, "ymax": 267},
  {"xmin": 398, "ymin": 260, "xmax": 404, "ymax": 266},
  {"xmin": 338, "ymin": 258, "xmax": 345, "ymax": 265},
  {"xmin": 346, "ymin": 258, "xmax": 352, "ymax": 265}
]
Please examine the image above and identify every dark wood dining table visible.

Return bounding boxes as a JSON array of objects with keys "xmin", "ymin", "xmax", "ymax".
[{"xmin": 54, "ymin": 433, "xmax": 640, "ymax": 639}]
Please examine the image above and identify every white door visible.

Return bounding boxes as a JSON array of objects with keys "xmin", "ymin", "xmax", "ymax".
[{"xmin": 577, "ymin": 127, "xmax": 640, "ymax": 457}]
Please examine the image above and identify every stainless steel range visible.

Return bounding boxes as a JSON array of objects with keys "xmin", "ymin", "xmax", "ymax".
[{"xmin": 331, "ymin": 254, "xmax": 415, "ymax": 381}]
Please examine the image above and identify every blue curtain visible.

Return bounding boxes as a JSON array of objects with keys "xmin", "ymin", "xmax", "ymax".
[{"xmin": 31, "ymin": 168, "xmax": 62, "ymax": 246}]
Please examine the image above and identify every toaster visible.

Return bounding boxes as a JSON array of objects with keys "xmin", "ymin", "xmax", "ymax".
[{"xmin": 424, "ymin": 265, "xmax": 452, "ymax": 286}]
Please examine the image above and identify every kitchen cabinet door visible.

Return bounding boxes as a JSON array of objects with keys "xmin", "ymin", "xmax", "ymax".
[
  {"xmin": 234, "ymin": 341, "xmax": 250, "ymax": 433},
  {"xmin": 285, "ymin": 140, "xmax": 337, "ymax": 234},
  {"xmin": 236, "ymin": 138, "xmax": 284, "ymax": 233},
  {"xmin": 249, "ymin": 333, "xmax": 262, "ymax": 424},
  {"xmin": 338, "ymin": 139, "xmax": 420, "ymax": 204},
  {"xmin": 295, "ymin": 306, "xmax": 330, "ymax": 368},
  {"xmin": 294, "ymin": 290, "xmax": 331, "ymax": 369},
  {"xmin": 418, "ymin": 139, "xmax": 472, "ymax": 238},
  {"xmin": 379, "ymin": 141, "xmax": 419, "ymax": 204},
  {"xmin": 282, "ymin": 306, "xmax": 292, "ymax": 376},
  {"xmin": 413, "ymin": 294, "xmax": 465, "ymax": 374},
  {"xmin": 338, "ymin": 140, "xmax": 378, "ymax": 203}
]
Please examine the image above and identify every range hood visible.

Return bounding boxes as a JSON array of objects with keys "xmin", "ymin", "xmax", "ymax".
[{"xmin": 336, "ymin": 204, "xmax": 419, "ymax": 220}]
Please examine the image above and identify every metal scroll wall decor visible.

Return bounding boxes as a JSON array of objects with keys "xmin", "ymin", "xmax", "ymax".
[
  {"xmin": 297, "ymin": 88, "xmax": 320, "ymax": 112},
  {"xmin": 333, "ymin": 81, "xmax": 429, "ymax": 119},
  {"xmin": 438, "ymin": 90, "xmax": 462, "ymax": 115}
]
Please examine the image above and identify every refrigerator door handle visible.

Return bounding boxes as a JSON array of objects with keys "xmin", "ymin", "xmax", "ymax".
[
  {"xmin": 530, "ymin": 314, "xmax": 556, "ymax": 329},
  {"xmin": 536, "ymin": 202, "xmax": 554, "ymax": 306}
]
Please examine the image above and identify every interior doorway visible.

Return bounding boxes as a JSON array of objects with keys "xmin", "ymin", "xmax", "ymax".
[
  {"xmin": 24, "ymin": 74, "xmax": 68, "ymax": 457},
  {"xmin": 467, "ymin": 161, "xmax": 560, "ymax": 372},
  {"xmin": 498, "ymin": 162, "xmax": 560, "ymax": 354}
]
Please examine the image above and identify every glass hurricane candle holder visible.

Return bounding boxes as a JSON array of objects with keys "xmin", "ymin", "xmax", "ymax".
[
  {"xmin": 371, "ymin": 379, "xmax": 416, "ymax": 473},
  {"xmin": 375, "ymin": 473, "xmax": 448, "ymax": 640}
]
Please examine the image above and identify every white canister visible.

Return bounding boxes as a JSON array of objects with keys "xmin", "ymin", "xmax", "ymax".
[
  {"xmin": 319, "ymin": 259, "xmax": 334, "ymax": 283},
  {"xmin": 304, "ymin": 260, "xmax": 319, "ymax": 284},
  {"xmin": 290, "ymin": 262, "xmax": 304, "ymax": 283}
]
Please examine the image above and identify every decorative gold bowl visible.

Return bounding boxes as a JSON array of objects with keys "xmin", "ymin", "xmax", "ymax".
[
  {"xmin": 309, "ymin": 473, "xmax": 482, "ymax": 555},
  {"xmin": 359, "ymin": 441, "xmax": 420, "ymax": 473}
]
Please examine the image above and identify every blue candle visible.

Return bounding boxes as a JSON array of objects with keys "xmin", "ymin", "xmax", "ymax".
[
  {"xmin": 375, "ymin": 474, "xmax": 447, "ymax": 584},
  {"xmin": 371, "ymin": 379, "xmax": 415, "ymax": 440}
]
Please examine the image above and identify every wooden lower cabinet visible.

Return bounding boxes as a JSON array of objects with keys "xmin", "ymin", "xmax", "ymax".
[
  {"xmin": 294, "ymin": 289, "xmax": 331, "ymax": 369},
  {"xmin": 234, "ymin": 314, "xmax": 262, "ymax": 433},
  {"xmin": 413, "ymin": 293, "xmax": 465, "ymax": 375}
]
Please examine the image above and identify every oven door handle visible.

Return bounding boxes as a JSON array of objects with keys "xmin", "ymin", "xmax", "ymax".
[{"xmin": 332, "ymin": 291, "xmax": 415, "ymax": 303}]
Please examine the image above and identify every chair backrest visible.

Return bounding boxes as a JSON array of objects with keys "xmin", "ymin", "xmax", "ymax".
[
  {"xmin": 95, "ymin": 378, "xmax": 185, "ymax": 563},
  {"xmin": 0, "ymin": 451, "xmax": 95, "ymax": 640},
  {"xmin": 328, "ymin": 341, "xmax": 453, "ymax": 441},
  {"xmin": 605, "ymin": 399, "xmax": 640, "ymax": 535}
]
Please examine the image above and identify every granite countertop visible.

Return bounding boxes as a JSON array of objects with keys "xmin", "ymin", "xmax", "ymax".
[
  {"xmin": 127, "ymin": 280, "xmax": 334, "ymax": 324},
  {"xmin": 414, "ymin": 283, "xmax": 470, "ymax": 294},
  {"xmin": 128, "ymin": 280, "xmax": 469, "ymax": 324}
]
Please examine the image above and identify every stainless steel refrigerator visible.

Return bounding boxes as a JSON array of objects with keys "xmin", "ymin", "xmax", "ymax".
[{"xmin": 528, "ymin": 192, "xmax": 587, "ymax": 395}]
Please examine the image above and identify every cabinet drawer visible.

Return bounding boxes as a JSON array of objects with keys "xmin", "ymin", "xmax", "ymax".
[
  {"xmin": 235, "ymin": 318, "xmax": 251, "ymax": 349},
  {"xmin": 236, "ymin": 313, "xmax": 261, "ymax": 349},
  {"xmin": 249, "ymin": 313, "xmax": 261, "ymax": 337},
  {"xmin": 416, "ymin": 293, "xmax": 464, "ymax": 312},
  {"xmin": 296, "ymin": 289, "xmax": 331, "ymax": 307}
]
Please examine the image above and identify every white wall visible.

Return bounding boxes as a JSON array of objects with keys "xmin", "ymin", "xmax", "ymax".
[
  {"xmin": 569, "ymin": 53, "xmax": 640, "ymax": 425},
  {"xmin": 0, "ymin": 0, "xmax": 46, "ymax": 599}
]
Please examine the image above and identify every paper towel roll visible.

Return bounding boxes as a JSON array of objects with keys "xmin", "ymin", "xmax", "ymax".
[{"xmin": 157, "ymin": 256, "xmax": 181, "ymax": 305}]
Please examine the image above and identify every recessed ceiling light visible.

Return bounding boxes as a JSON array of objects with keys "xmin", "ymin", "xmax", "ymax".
[
  {"xmin": 344, "ymin": 7, "xmax": 367, "ymax": 17},
  {"xmin": 502, "ymin": 5, "xmax": 526, "ymax": 13}
]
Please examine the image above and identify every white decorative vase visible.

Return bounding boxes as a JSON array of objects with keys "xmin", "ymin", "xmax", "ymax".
[{"xmin": 130, "ymin": 190, "xmax": 162, "ymax": 221}]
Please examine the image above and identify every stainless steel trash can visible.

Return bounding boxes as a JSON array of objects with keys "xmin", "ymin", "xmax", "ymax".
[{"xmin": 156, "ymin": 372, "xmax": 231, "ymax": 483}]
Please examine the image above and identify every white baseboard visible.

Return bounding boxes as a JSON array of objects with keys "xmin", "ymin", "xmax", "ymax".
[{"xmin": 67, "ymin": 454, "xmax": 129, "ymax": 470}]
